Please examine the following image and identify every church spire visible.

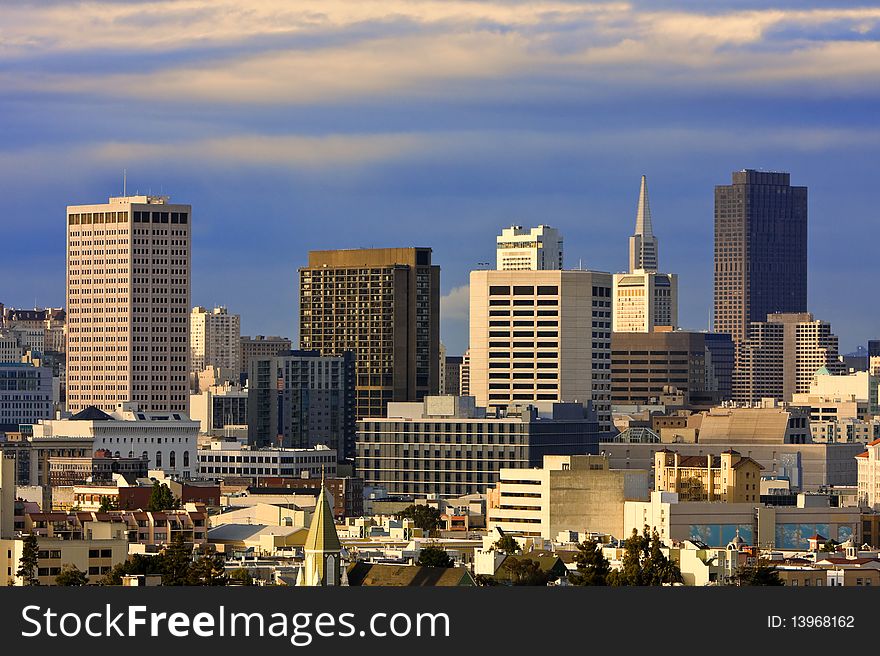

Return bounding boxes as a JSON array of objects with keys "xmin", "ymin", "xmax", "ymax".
[
  {"xmin": 299, "ymin": 477, "xmax": 342, "ymax": 586},
  {"xmin": 628, "ymin": 174, "xmax": 659, "ymax": 272}
]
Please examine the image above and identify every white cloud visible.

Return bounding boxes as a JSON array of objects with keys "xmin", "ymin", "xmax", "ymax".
[{"xmin": 441, "ymin": 284, "xmax": 470, "ymax": 322}]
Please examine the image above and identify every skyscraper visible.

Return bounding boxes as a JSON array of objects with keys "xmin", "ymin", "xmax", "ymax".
[
  {"xmin": 714, "ymin": 170, "xmax": 808, "ymax": 343},
  {"xmin": 469, "ymin": 269, "xmax": 613, "ymax": 433},
  {"xmin": 190, "ymin": 306, "xmax": 241, "ymax": 376},
  {"xmin": 628, "ymin": 175, "xmax": 658, "ymax": 273},
  {"xmin": 66, "ymin": 195, "xmax": 191, "ymax": 414},
  {"xmin": 614, "ymin": 175, "xmax": 678, "ymax": 332},
  {"xmin": 496, "ymin": 225, "xmax": 563, "ymax": 271},
  {"xmin": 299, "ymin": 248, "xmax": 440, "ymax": 418}
]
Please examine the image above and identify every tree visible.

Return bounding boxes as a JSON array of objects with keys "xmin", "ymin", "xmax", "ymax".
[
  {"xmin": 396, "ymin": 505, "xmax": 442, "ymax": 533},
  {"xmin": 492, "ymin": 534, "xmax": 521, "ymax": 555},
  {"xmin": 16, "ymin": 533, "xmax": 40, "ymax": 586},
  {"xmin": 147, "ymin": 482, "xmax": 180, "ymax": 512},
  {"xmin": 417, "ymin": 545, "xmax": 454, "ymax": 568},
  {"xmin": 502, "ymin": 558, "xmax": 553, "ymax": 586},
  {"xmin": 733, "ymin": 559, "xmax": 783, "ymax": 586},
  {"xmin": 228, "ymin": 568, "xmax": 254, "ymax": 586},
  {"xmin": 55, "ymin": 564, "xmax": 89, "ymax": 586},
  {"xmin": 820, "ymin": 539, "xmax": 838, "ymax": 553},
  {"xmin": 570, "ymin": 538, "xmax": 610, "ymax": 586},
  {"xmin": 188, "ymin": 553, "xmax": 228, "ymax": 586},
  {"xmin": 607, "ymin": 527, "xmax": 682, "ymax": 586},
  {"xmin": 161, "ymin": 533, "xmax": 193, "ymax": 585},
  {"xmin": 98, "ymin": 496, "xmax": 119, "ymax": 512},
  {"xmin": 98, "ymin": 553, "xmax": 169, "ymax": 586}
]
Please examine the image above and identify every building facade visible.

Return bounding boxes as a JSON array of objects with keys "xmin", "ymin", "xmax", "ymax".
[
  {"xmin": 611, "ymin": 330, "xmax": 733, "ymax": 406},
  {"xmin": 299, "ymin": 248, "xmax": 441, "ymax": 419},
  {"xmin": 654, "ymin": 449, "xmax": 763, "ymax": 503},
  {"xmin": 356, "ymin": 396, "xmax": 600, "ymax": 497},
  {"xmin": 496, "ymin": 225, "xmax": 563, "ymax": 271},
  {"xmin": 197, "ymin": 441, "xmax": 337, "ymax": 479},
  {"xmin": 629, "ymin": 175, "xmax": 659, "ymax": 273},
  {"xmin": 714, "ymin": 170, "xmax": 808, "ymax": 343},
  {"xmin": 0, "ymin": 363, "xmax": 54, "ymax": 428},
  {"xmin": 240, "ymin": 335, "xmax": 292, "ymax": 382},
  {"xmin": 486, "ymin": 454, "xmax": 650, "ymax": 539},
  {"xmin": 66, "ymin": 195, "xmax": 191, "ymax": 414},
  {"xmin": 247, "ymin": 350, "xmax": 356, "ymax": 460},
  {"xmin": 612, "ymin": 271, "xmax": 678, "ymax": 332},
  {"xmin": 469, "ymin": 269, "xmax": 613, "ymax": 432},
  {"xmin": 189, "ymin": 382, "xmax": 248, "ymax": 436}
]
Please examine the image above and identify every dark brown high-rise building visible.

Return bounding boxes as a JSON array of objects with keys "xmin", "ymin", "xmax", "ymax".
[
  {"xmin": 299, "ymin": 248, "xmax": 440, "ymax": 419},
  {"xmin": 714, "ymin": 170, "xmax": 807, "ymax": 343}
]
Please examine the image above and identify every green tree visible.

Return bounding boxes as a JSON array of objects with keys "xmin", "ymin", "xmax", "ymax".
[
  {"xmin": 417, "ymin": 545, "xmax": 454, "ymax": 568},
  {"xmin": 147, "ymin": 482, "xmax": 180, "ymax": 512},
  {"xmin": 570, "ymin": 538, "xmax": 611, "ymax": 586},
  {"xmin": 16, "ymin": 533, "xmax": 40, "ymax": 586},
  {"xmin": 98, "ymin": 554, "xmax": 165, "ymax": 586},
  {"xmin": 492, "ymin": 534, "xmax": 521, "ymax": 555},
  {"xmin": 55, "ymin": 564, "xmax": 89, "ymax": 586},
  {"xmin": 733, "ymin": 559, "xmax": 784, "ymax": 586},
  {"xmin": 228, "ymin": 568, "xmax": 254, "ymax": 586},
  {"xmin": 607, "ymin": 527, "xmax": 682, "ymax": 586},
  {"xmin": 396, "ymin": 504, "xmax": 442, "ymax": 533},
  {"xmin": 98, "ymin": 496, "xmax": 119, "ymax": 512},
  {"xmin": 820, "ymin": 539, "xmax": 838, "ymax": 553},
  {"xmin": 502, "ymin": 558, "xmax": 553, "ymax": 586},
  {"xmin": 188, "ymin": 553, "xmax": 228, "ymax": 586},
  {"xmin": 161, "ymin": 533, "xmax": 193, "ymax": 585}
]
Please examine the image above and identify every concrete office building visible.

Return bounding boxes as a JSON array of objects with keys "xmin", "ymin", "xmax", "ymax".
[
  {"xmin": 611, "ymin": 330, "xmax": 733, "ymax": 406},
  {"xmin": 197, "ymin": 441, "xmax": 337, "ymax": 479},
  {"xmin": 469, "ymin": 269, "xmax": 613, "ymax": 433},
  {"xmin": 733, "ymin": 313, "xmax": 842, "ymax": 403},
  {"xmin": 247, "ymin": 351, "xmax": 356, "ymax": 460},
  {"xmin": 486, "ymin": 454, "xmax": 649, "ymax": 539},
  {"xmin": 460, "ymin": 350, "xmax": 470, "ymax": 397},
  {"xmin": 869, "ymin": 340, "xmax": 880, "ymax": 377},
  {"xmin": 356, "ymin": 396, "xmax": 600, "ymax": 498},
  {"xmin": 444, "ymin": 355, "xmax": 463, "ymax": 396},
  {"xmin": 0, "ymin": 363, "xmax": 54, "ymax": 429},
  {"xmin": 793, "ymin": 370, "xmax": 879, "ymax": 416},
  {"xmin": 190, "ymin": 306, "xmax": 240, "ymax": 380},
  {"xmin": 496, "ymin": 225, "xmax": 563, "ymax": 271},
  {"xmin": 714, "ymin": 170, "xmax": 808, "ymax": 343},
  {"xmin": 299, "ymin": 248, "xmax": 441, "ymax": 419},
  {"xmin": 66, "ymin": 195, "xmax": 191, "ymax": 414}
]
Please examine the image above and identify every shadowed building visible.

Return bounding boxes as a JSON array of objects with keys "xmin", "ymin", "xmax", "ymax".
[{"xmin": 299, "ymin": 248, "xmax": 440, "ymax": 419}]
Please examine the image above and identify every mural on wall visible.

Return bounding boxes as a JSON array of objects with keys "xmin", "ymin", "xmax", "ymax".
[{"xmin": 689, "ymin": 524, "xmax": 754, "ymax": 547}]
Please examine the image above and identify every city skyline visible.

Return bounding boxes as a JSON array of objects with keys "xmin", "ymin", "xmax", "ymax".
[{"xmin": 2, "ymin": 2, "xmax": 879, "ymax": 356}]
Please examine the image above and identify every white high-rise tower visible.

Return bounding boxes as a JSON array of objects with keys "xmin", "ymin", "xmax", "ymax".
[{"xmin": 66, "ymin": 195, "xmax": 191, "ymax": 414}]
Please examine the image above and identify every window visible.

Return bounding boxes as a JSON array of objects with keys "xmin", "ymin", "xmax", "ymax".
[{"xmin": 169, "ymin": 451, "xmax": 176, "ymax": 468}]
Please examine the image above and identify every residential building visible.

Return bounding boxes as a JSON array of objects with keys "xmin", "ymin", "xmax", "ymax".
[
  {"xmin": 714, "ymin": 170, "xmax": 808, "ymax": 343},
  {"xmin": 486, "ymin": 454, "xmax": 649, "ymax": 539},
  {"xmin": 1, "ymin": 307, "xmax": 66, "ymax": 354},
  {"xmin": 460, "ymin": 350, "xmax": 470, "ymax": 397},
  {"xmin": 654, "ymin": 449, "xmax": 763, "ymax": 503},
  {"xmin": 247, "ymin": 350, "xmax": 356, "ymax": 460},
  {"xmin": 444, "ymin": 355, "xmax": 463, "ymax": 396},
  {"xmin": 611, "ymin": 330, "xmax": 733, "ymax": 406},
  {"xmin": 0, "ymin": 363, "xmax": 54, "ymax": 429},
  {"xmin": 496, "ymin": 225, "xmax": 563, "ymax": 271},
  {"xmin": 733, "ymin": 313, "xmax": 842, "ymax": 402},
  {"xmin": 870, "ymin": 340, "xmax": 880, "ymax": 377},
  {"xmin": 793, "ymin": 370, "xmax": 879, "ymax": 416},
  {"xmin": 299, "ymin": 248, "xmax": 441, "ymax": 419},
  {"xmin": 47, "ymin": 451, "xmax": 148, "ymax": 486},
  {"xmin": 356, "ymin": 395, "xmax": 600, "ymax": 498},
  {"xmin": 190, "ymin": 306, "xmax": 241, "ymax": 383},
  {"xmin": 197, "ymin": 441, "xmax": 337, "ymax": 479},
  {"xmin": 240, "ymin": 335, "xmax": 292, "ymax": 382},
  {"xmin": 856, "ymin": 438, "xmax": 880, "ymax": 510},
  {"xmin": 66, "ymin": 195, "xmax": 191, "ymax": 414},
  {"xmin": 1, "ymin": 536, "xmax": 129, "ymax": 586},
  {"xmin": 253, "ymin": 476, "xmax": 364, "ymax": 519},
  {"xmin": 469, "ymin": 269, "xmax": 613, "ymax": 432}
]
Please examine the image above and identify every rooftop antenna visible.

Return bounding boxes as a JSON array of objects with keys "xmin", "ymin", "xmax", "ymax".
[{"xmin": 123, "ymin": 168, "xmax": 127, "ymax": 197}]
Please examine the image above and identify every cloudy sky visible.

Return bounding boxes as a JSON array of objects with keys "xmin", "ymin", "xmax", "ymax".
[{"xmin": 2, "ymin": 1, "xmax": 879, "ymax": 355}]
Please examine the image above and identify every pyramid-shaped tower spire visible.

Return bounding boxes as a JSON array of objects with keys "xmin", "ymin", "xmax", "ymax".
[{"xmin": 628, "ymin": 174, "xmax": 659, "ymax": 272}]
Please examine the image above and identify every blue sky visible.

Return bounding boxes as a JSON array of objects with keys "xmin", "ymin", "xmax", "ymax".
[{"xmin": 1, "ymin": 1, "xmax": 879, "ymax": 355}]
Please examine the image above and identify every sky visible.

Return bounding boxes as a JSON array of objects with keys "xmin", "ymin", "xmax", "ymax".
[{"xmin": 1, "ymin": 1, "xmax": 879, "ymax": 356}]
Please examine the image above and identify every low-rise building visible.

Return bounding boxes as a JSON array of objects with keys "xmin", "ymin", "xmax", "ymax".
[
  {"xmin": 486, "ymin": 454, "xmax": 649, "ymax": 539},
  {"xmin": 0, "ymin": 363, "xmax": 54, "ymax": 429},
  {"xmin": 197, "ymin": 441, "xmax": 337, "ymax": 479},
  {"xmin": 357, "ymin": 396, "xmax": 601, "ymax": 498},
  {"xmin": 654, "ymin": 449, "xmax": 762, "ymax": 503}
]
